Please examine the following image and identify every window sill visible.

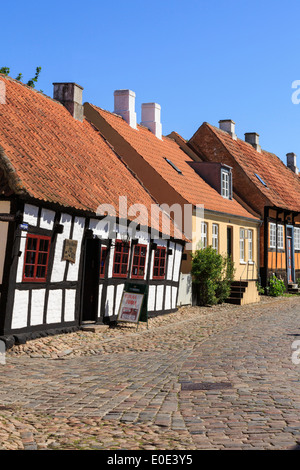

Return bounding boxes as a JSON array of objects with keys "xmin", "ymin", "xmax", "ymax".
[{"xmin": 239, "ymin": 261, "xmax": 247, "ymax": 265}]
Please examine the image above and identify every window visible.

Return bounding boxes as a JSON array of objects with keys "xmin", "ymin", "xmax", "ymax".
[
  {"xmin": 277, "ymin": 225, "xmax": 284, "ymax": 250},
  {"xmin": 113, "ymin": 240, "xmax": 130, "ymax": 278},
  {"xmin": 221, "ymin": 169, "xmax": 230, "ymax": 199},
  {"xmin": 165, "ymin": 158, "xmax": 182, "ymax": 174},
  {"xmin": 131, "ymin": 244, "xmax": 147, "ymax": 279},
  {"xmin": 254, "ymin": 173, "xmax": 268, "ymax": 188},
  {"xmin": 99, "ymin": 246, "xmax": 108, "ymax": 279},
  {"xmin": 294, "ymin": 227, "xmax": 299, "ymax": 249},
  {"xmin": 240, "ymin": 228, "xmax": 245, "ymax": 262},
  {"xmin": 23, "ymin": 234, "xmax": 51, "ymax": 282},
  {"xmin": 248, "ymin": 229, "xmax": 253, "ymax": 261},
  {"xmin": 153, "ymin": 246, "xmax": 166, "ymax": 279},
  {"xmin": 212, "ymin": 224, "xmax": 219, "ymax": 252},
  {"xmin": 201, "ymin": 222, "xmax": 208, "ymax": 248},
  {"xmin": 269, "ymin": 223, "xmax": 276, "ymax": 249}
]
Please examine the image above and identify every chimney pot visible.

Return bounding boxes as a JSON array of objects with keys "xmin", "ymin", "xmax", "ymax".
[
  {"xmin": 53, "ymin": 82, "xmax": 83, "ymax": 122},
  {"xmin": 0, "ymin": 80, "xmax": 6, "ymax": 104},
  {"xmin": 114, "ymin": 90, "xmax": 137, "ymax": 129},
  {"xmin": 245, "ymin": 132, "xmax": 261, "ymax": 153},
  {"xmin": 219, "ymin": 120, "xmax": 237, "ymax": 140},
  {"xmin": 286, "ymin": 152, "xmax": 299, "ymax": 174},
  {"xmin": 141, "ymin": 103, "xmax": 162, "ymax": 139}
]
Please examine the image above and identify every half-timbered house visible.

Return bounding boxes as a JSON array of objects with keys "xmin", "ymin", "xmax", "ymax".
[
  {"xmin": 0, "ymin": 76, "xmax": 184, "ymax": 345},
  {"xmin": 84, "ymin": 90, "xmax": 262, "ymax": 305},
  {"xmin": 187, "ymin": 120, "xmax": 300, "ymax": 289}
]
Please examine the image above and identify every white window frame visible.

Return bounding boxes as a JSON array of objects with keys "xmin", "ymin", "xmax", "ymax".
[
  {"xmin": 240, "ymin": 228, "xmax": 245, "ymax": 262},
  {"xmin": 212, "ymin": 224, "xmax": 219, "ymax": 252},
  {"xmin": 221, "ymin": 169, "xmax": 230, "ymax": 199},
  {"xmin": 248, "ymin": 229, "xmax": 253, "ymax": 262},
  {"xmin": 201, "ymin": 222, "xmax": 207, "ymax": 248},
  {"xmin": 294, "ymin": 227, "xmax": 300, "ymax": 251},
  {"xmin": 277, "ymin": 224, "xmax": 284, "ymax": 250},
  {"xmin": 269, "ymin": 223, "xmax": 276, "ymax": 249}
]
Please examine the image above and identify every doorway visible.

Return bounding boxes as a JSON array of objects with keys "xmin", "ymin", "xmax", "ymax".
[
  {"xmin": 81, "ymin": 238, "xmax": 101, "ymax": 322},
  {"xmin": 227, "ymin": 226, "xmax": 233, "ymax": 259},
  {"xmin": 286, "ymin": 226, "xmax": 295, "ymax": 284}
]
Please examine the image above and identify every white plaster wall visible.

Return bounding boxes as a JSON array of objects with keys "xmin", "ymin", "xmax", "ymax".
[
  {"xmin": 165, "ymin": 285, "xmax": 171, "ymax": 310},
  {"xmin": 11, "ymin": 290, "xmax": 29, "ymax": 329},
  {"xmin": 67, "ymin": 217, "xmax": 85, "ymax": 281},
  {"xmin": 16, "ymin": 232, "xmax": 28, "ymax": 283},
  {"xmin": 172, "ymin": 286, "xmax": 178, "ymax": 309},
  {"xmin": 173, "ymin": 244, "xmax": 183, "ymax": 282},
  {"xmin": 97, "ymin": 284, "xmax": 103, "ymax": 318},
  {"xmin": 64, "ymin": 289, "xmax": 76, "ymax": 322},
  {"xmin": 147, "ymin": 285, "xmax": 156, "ymax": 311},
  {"xmin": 167, "ymin": 241, "xmax": 175, "ymax": 280},
  {"xmin": 23, "ymin": 204, "xmax": 38, "ymax": 226},
  {"xmin": 89, "ymin": 219, "xmax": 110, "ymax": 239},
  {"xmin": 51, "ymin": 213, "xmax": 72, "ymax": 282},
  {"xmin": 105, "ymin": 285, "xmax": 115, "ymax": 317},
  {"xmin": 156, "ymin": 284, "xmax": 164, "ymax": 311},
  {"xmin": 46, "ymin": 290, "xmax": 62, "ymax": 324},
  {"xmin": 0, "ymin": 201, "xmax": 10, "ymax": 285},
  {"xmin": 115, "ymin": 284, "xmax": 125, "ymax": 316},
  {"xmin": 40, "ymin": 208, "xmax": 55, "ymax": 230},
  {"xmin": 30, "ymin": 289, "xmax": 46, "ymax": 326}
]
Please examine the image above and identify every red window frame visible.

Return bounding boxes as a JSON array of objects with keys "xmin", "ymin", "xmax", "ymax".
[
  {"xmin": 112, "ymin": 240, "xmax": 130, "ymax": 278},
  {"xmin": 99, "ymin": 246, "xmax": 108, "ymax": 279},
  {"xmin": 131, "ymin": 244, "xmax": 147, "ymax": 279},
  {"xmin": 22, "ymin": 234, "xmax": 51, "ymax": 283},
  {"xmin": 153, "ymin": 246, "xmax": 166, "ymax": 279}
]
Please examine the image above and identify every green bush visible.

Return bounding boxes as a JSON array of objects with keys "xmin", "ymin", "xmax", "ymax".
[
  {"xmin": 191, "ymin": 246, "xmax": 235, "ymax": 306},
  {"xmin": 266, "ymin": 274, "xmax": 286, "ymax": 297}
]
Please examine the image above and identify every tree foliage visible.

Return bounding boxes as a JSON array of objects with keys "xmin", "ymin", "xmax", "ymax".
[
  {"xmin": 191, "ymin": 246, "xmax": 235, "ymax": 306},
  {"xmin": 0, "ymin": 66, "xmax": 41, "ymax": 88}
]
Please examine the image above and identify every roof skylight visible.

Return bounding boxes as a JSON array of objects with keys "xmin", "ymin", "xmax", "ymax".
[
  {"xmin": 165, "ymin": 158, "xmax": 182, "ymax": 175},
  {"xmin": 254, "ymin": 173, "xmax": 268, "ymax": 187}
]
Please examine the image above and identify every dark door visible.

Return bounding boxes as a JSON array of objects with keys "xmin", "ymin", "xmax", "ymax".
[
  {"xmin": 81, "ymin": 239, "xmax": 101, "ymax": 322},
  {"xmin": 227, "ymin": 226, "xmax": 233, "ymax": 258}
]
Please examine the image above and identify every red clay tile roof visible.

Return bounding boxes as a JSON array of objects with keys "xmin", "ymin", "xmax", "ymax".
[
  {"xmin": 198, "ymin": 123, "xmax": 300, "ymax": 213},
  {"xmin": 89, "ymin": 105, "xmax": 258, "ymax": 221},
  {"xmin": 0, "ymin": 76, "xmax": 182, "ymax": 239}
]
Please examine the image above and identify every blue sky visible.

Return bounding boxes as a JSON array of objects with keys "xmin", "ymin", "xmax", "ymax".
[{"xmin": 2, "ymin": 0, "xmax": 300, "ymax": 166}]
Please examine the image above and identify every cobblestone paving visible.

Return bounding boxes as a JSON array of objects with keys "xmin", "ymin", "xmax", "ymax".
[{"xmin": 0, "ymin": 296, "xmax": 300, "ymax": 450}]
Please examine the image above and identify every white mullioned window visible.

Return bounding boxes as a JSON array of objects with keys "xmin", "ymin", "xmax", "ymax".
[
  {"xmin": 201, "ymin": 222, "xmax": 207, "ymax": 248},
  {"xmin": 269, "ymin": 223, "xmax": 276, "ymax": 249},
  {"xmin": 240, "ymin": 228, "xmax": 245, "ymax": 262},
  {"xmin": 294, "ymin": 227, "xmax": 300, "ymax": 251},
  {"xmin": 221, "ymin": 169, "xmax": 230, "ymax": 199},
  {"xmin": 212, "ymin": 224, "xmax": 219, "ymax": 252},
  {"xmin": 248, "ymin": 229, "xmax": 253, "ymax": 261},
  {"xmin": 277, "ymin": 224, "xmax": 284, "ymax": 250}
]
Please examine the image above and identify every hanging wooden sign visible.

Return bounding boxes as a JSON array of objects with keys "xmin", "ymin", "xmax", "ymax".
[{"xmin": 62, "ymin": 239, "xmax": 78, "ymax": 263}]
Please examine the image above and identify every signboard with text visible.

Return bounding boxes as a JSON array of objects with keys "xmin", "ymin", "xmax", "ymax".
[{"xmin": 117, "ymin": 292, "xmax": 144, "ymax": 323}]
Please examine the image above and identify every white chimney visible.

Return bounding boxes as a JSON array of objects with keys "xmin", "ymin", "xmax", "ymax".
[
  {"xmin": 141, "ymin": 103, "xmax": 162, "ymax": 139},
  {"xmin": 114, "ymin": 90, "xmax": 137, "ymax": 129},
  {"xmin": 286, "ymin": 153, "xmax": 299, "ymax": 174},
  {"xmin": 0, "ymin": 80, "xmax": 6, "ymax": 104},
  {"xmin": 245, "ymin": 132, "xmax": 261, "ymax": 153},
  {"xmin": 219, "ymin": 120, "xmax": 237, "ymax": 140}
]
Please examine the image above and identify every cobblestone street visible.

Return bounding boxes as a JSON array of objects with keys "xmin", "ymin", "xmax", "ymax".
[{"xmin": 0, "ymin": 296, "xmax": 300, "ymax": 450}]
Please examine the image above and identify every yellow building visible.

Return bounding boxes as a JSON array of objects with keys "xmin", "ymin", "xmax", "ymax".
[{"xmin": 84, "ymin": 91, "xmax": 261, "ymax": 305}]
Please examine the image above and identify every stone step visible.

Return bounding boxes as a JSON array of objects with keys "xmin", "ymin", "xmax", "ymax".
[
  {"xmin": 81, "ymin": 324, "xmax": 110, "ymax": 333},
  {"xmin": 225, "ymin": 297, "xmax": 242, "ymax": 305}
]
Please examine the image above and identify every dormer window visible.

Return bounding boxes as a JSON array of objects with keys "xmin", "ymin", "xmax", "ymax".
[{"xmin": 221, "ymin": 168, "xmax": 232, "ymax": 199}]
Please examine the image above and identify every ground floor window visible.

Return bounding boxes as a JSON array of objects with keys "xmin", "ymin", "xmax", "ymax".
[
  {"xmin": 153, "ymin": 246, "xmax": 166, "ymax": 279},
  {"xmin": 248, "ymin": 229, "xmax": 253, "ymax": 261},
  {"xmin": 240, "ymin": 228, "xmax": 245, "ymax": 262},
  {"xmin": 212, "ymin": 224, "xmax": 219, "ymax": 252},
  {"xmin": 113, "ymin": 241, "xmax": 130, "ymax": 278},
  {"xmin": 131, "ymin": 244, "xmax": 147, "ymax": 279},
  {"xmin": 23, "ymin": 234, "xmax": 51, "ymax": 282},
  {"xmin": 201, "ymin": 222, "xmax": 207, "ymax": 248}
]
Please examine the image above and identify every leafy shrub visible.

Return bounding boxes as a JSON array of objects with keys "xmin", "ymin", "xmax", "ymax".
[
  {"xmin": 266, "ymin": 274, "xmax": 286, "ymax": 297},
  {"xmin": 256, "ymin": 281, "xmax": 265, "ymax": 295},
  {"xmin": 191, "ymin": 246, "xmax": 235, "ymax": 306}
]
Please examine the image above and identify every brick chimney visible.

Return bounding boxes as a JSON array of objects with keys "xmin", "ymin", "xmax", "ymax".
[
  {"xmin": 245, "ymin": 132, "xmax": 261, "ymax": 153},
  {"xmin": 218, "ymin": 120, "xmax": 237, "ymax": 140},
  {"xmin": 141, "ymin": 103, "xmax": 162, "ymax": 139},
  {"xmin": 114, "ymin": 90, "xmax": 137, "ymax": 129},
  {"xmin": 53, "ymin": 82, "xmax": 83, "ymax": 122},
  {"xmin": 286, "ymin": 153, "xmax": 299, "ymax": 174}
]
